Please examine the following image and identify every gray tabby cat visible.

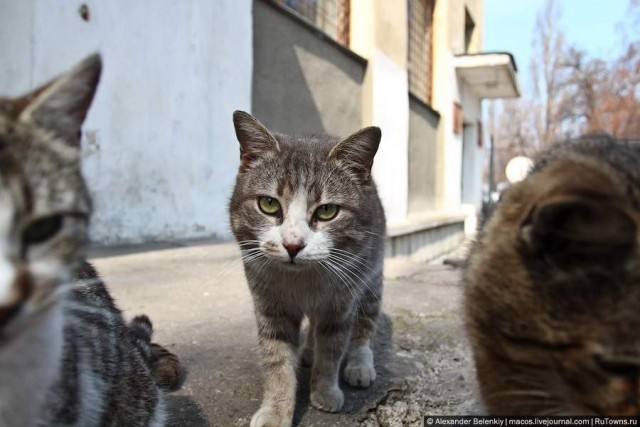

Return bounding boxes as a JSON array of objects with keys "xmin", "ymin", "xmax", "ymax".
[
  {"xmin": 0, "ymin": 55, "xmax": 183, "ymax": 426},
  {"xmin": 230, "ymin": 111, "xmax": 386, "ymax": 427}
]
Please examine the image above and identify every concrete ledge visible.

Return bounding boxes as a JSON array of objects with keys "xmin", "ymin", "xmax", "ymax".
[
  {"xmin": 386, "ymin": 212, "xmax": 467, "ymax": 261},
  {"xmin": 387, "ymin": 212, "xmax": 467, "ymax": 238}
]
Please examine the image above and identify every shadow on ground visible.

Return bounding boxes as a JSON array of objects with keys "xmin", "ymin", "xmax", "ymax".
[
  {"xmin": 292, "ymin": 314, "xmax": 401, "ymax": 426},
  {"xmin": 166, "ymin": 395, "xmax": 211, "ymax": 427}
]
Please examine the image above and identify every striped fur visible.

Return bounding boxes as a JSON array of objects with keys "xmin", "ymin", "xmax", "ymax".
[
  {"xmin": 43, "ymin": 262, "xmax": 167, "ymax": 426},
  {"xmin": 0, "ymin": 55, "xmax": 182, "ymax": 426},
  {"xmin": 230, "ymin": 112, "xmax": 386, "ymax": 427}
]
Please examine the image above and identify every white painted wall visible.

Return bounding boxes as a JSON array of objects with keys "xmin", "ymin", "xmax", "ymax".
[
  {"xmin": 0, "ymin": 0, "xmax": 252, "ymax": 244},
  {"xmin": 440, "ymin": 51, "xmax": 464, "ymax": 211},
  {"xmin": 370, "ymin": 49, "xmax": 410, "ymax": 223},
  {"xmin": 460, "ymin": 84, "xmax": 483, "ymax": 209},
  {"xmin": 460, "ymin": 82, "xmax": 484, "ymax": 234}
]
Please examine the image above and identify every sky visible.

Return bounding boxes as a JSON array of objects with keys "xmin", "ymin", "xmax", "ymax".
[{"xmin": 484, "ymin": 0, "xmax": 633, "ymax": 94}]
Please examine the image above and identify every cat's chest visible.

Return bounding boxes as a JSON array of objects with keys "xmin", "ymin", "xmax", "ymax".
[{"xmin": 246, "ymin": 263, "xmax": 351, "ymax": 310}]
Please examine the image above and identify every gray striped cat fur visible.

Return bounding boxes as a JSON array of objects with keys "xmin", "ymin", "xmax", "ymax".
[
  {"xmin": 0, "ymin": 55, "xmax": 176, "ymax": 426},
  {"xmin": 230, "ymin": 112, "xmax": 386, "ymax": 427}
]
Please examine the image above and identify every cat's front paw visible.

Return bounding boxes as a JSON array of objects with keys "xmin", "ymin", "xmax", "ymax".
[
  {"xmin": 344, "ymin": 361, "xmax": 377, "ymax": 388},
  {"xmin": 310, "ymin": 385, "xmax": 344, "ymax": 412},
  {"xmin": 250, "ymin": 406, "xmax": 292, "ymax": 427}
]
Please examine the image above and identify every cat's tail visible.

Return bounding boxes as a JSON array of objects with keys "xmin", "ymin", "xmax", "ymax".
[{"xmin": 129, "ymin": 315, "xmax": 187, "ymax": 392}]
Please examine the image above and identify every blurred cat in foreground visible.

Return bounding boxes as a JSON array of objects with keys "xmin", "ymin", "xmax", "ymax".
[{"xmin": 466, "ymin": 134, "xmax": 640, "ymax": 416}]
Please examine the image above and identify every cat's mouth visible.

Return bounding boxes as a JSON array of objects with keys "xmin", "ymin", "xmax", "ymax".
[
  {"xmin": 283, "ymin": 258, "xmax": 306, "ymax": 268},
  {"xmin": 277, "ymin": 257, "xmax": 315, "ymax": 269}
]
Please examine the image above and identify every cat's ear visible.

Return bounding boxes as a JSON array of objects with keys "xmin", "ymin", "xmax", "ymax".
[
  {"xmin": 15, "ymin": 54, "xmax": 102, "ymax": 145},
  {"xmin": 232, "ymin": 111, "xmax": 280, "ymax": 167},
  {"xmin": 329, "ymin": 126, "xmax": 381, "ymax": 182},
  {"xmin": 521, "ymin": 197, "xmax": 636, "ymax": 258}
]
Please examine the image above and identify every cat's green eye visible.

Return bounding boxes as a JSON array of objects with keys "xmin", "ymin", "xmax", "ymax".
[
  {"xmin": 258, "ymin": 196, "xmax": 281, "ymax": 216},
  {"xmin": 314, "ymin": 204, "xmax": 339, "ymax": 221},
  {"xmin": 22, "ymin": 214, "xmax": 64, "ymax": 245}
]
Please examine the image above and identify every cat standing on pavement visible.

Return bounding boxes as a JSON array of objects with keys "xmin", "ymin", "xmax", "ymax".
[
  {"xmin": 465, "ymin": 135, "xmax": 640, "ymax": 416},
  {"xmin": 0, "ymin": 54, "xmax": 183, "ymax": 426},
  {"xmin": 230, "ymin": 111, "xmax": 386, "ymax": 427}
]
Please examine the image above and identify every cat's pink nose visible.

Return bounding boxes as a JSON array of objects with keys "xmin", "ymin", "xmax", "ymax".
[{"xmin": 283, "ymin": 242, "xmax": 305, "ymax": 259}]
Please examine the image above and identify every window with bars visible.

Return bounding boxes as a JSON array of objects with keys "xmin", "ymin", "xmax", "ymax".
[
  {"xmin": 408, "ymin": 0, "xmax": 435, "ymax": 105},
  {"xmin": 276, "ymin": 0, "xmax": 350, "ymax": 46}
]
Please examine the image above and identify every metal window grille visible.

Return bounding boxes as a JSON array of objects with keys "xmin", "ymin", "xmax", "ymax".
[
  {"xmin": 276, "ymin": 0, "xmax": 350, "ymax": 46},
  {"xmin": 408, "ymin": 0, "xmax": 434, "ymax": 104}
]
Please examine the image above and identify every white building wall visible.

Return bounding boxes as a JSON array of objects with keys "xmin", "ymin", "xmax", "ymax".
[
  {"xmin": 441, "ymin": 51, "xmax": 464, "ymax": 212},
  {"xmin": 350, "ymin": 0, "xmax": 410, "ymax": 224},
  {"xmin": 459, "ymin": 83, "xmax": 484, "ymax": 234},
  {"xmin": 371, "ymin": 49, "xmax": 410, "ymax": 223},
  {"xmin": 460, "ymin": 83, "xmax": 484, "ymax": 208},
  {"xmin": 0, "ymin": 0, "xmax": 252, "ymax": 244}
]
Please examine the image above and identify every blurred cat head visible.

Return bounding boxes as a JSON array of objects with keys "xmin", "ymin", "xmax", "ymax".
[
  {"xmin": 229, "ymin": 111, "xmax": 384, "ymax": 269},
  {"xmin": 466, "ymin": 141, "xmax": 640, "ymax": 416},
  {"xmin": 0, "ymin": 55, "xmax": 101, "ymax": 334}
]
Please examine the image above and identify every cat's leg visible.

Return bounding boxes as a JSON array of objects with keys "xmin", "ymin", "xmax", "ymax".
[
  {"xmin": 299, "ymin": 315, "xmax": 315, "ymax": 367},
  {"xmin": 343, "ymin": 276, "xmax": 381, "ymax": 388},
  {"xmin": 251, "ymin": 307, "xmax": 302, "ymax": 427},
  {"xmin": 310, "ymin": 310, "xmax": 353, "ymax": 412}
]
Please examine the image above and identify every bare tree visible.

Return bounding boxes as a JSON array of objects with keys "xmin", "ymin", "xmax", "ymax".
[
  {"xmin": 601, "ymin": 42, "xmax": 640, "ymax": 139},
  {"xmin": 556, "ymin": 47, "xmax": 607, "ymax": 135},
  {"xmin": 489, "ymin": 0, "xmax": 640, "ymax": 191},
  {"xmin": 562, "ymin": 1, "xmax": 640, "ymax": 139},
  {"xmin": 530, "ymin": 0, "xmax": 566, "ymax": 148}
]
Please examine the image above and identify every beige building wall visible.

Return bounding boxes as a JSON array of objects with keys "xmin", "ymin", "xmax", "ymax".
[
  {"xmin": 350, "ymin": 0, "xmax": 410, "ymax": 223},
  {"xmin": 431, "ymin": 0, "xmax": 484, "ymax": 212},
  {"xmin": 352, "ymin": 0, "xmax": 486, "ymax": 232}
]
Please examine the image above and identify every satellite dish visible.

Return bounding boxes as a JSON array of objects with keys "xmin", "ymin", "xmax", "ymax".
[{"xmin": 505, "ymin": 156, "xmax": 533, "ymax": 183}]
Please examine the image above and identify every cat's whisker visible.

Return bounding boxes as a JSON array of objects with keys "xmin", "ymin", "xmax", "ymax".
[
  {"xmin": 327, "ymin": 252, "xmax": 381, "ymax": 283},
  {"xmin": 329, "ymin": 252, "xmax": 381, "ymax": 303},
  {"xmin": 240, "ymin": 248, "xmax": 263, "ymax": 258},
  {"xmin": 213, "ymin": 257, "xmax": 246, "ymax": 279},
  {"xmin": 320, "ymin": 261, "xmax": 359, "ymax": 299},
  {"xmin": 327, "ymin": 258, "xmax": 377, "ymax": 299},
  {"xmin": 326, "ymin": 255, "xmax": 382, "ymax": 305},
  {"xmin": 320, "ymin": 260, "xmax": 367, "ymax": 315},
  {"xmin": 237, "ymin": 240, "xmax": 262, "ymax": 247},
  {"xmin": 242, "ymin": 250, "xmax": 266, "ymax": 262},
  {"xmin": 249, "ymin": 258, "xmax": 271, "ymax": 280},
  {"xmin": 329, "ymin": 248, "xmax": 381, "ymax": 275},
  {"xmin": 328, "ymin": 251, "xmax": 375, "ymax": 274},
  {"xmin": 240, "ymin": 252, "xmax": 266, "ymax": 265},
  {"xmin": 329, "ymin": 247, "xmax": 371, "ymax": 263},
  {"xmin": 325, "ymin": 258, "xmax": 371, "ymax": 295},
  {"xmin": 211, "ymin": 249, "xmax": 263, "ymax": 283},
  {"xmin": 363, "ymin": 230, "xmax": 386, "ymax": 239}
]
